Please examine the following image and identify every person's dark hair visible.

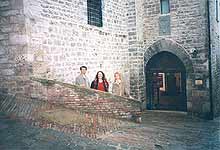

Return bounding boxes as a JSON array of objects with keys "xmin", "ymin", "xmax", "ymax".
[
  {"xmin": 80, "ymin": 66, "xmax": 87, "ymax": 70},
  {"xmin": 91, "ymin": 71, "xmax": 109, "ymax": 92},
  {"xmin": 95, "ymin": 71, "xmax": 106, "ymax": 80}
]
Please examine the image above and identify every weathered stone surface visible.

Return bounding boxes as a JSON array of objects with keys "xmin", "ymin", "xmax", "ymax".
[
  {"xmin": 0, "ymin": 111, "xmax": 144, "ymax": 149},
  {"xmin": 21, "ymin": 0, "xmax": 130, "ymax": 86},
  {"xmin": 9, "ymin": 15, "xmax": 25, "ymax": 24},
  {"xmin": 127, "ymin": 0, "xmax": 220, "ymax": 118},
  {"xmin": 0, "ymin": 45, "xmax": 7, "ymax": 55},
  {"xmin": 1, "ymin": 10, "xmax": 20, "ymax": 16},
  {"xmin": 11, "ymin": 0, "xmax": 23, "ymax": 9},
  {"xmin": 0, "ymin": 109, "xmax": 219, "ymax": 150},
  {"xmin": 0, "ymin": 25, "xmax": 13, "ymax": 33},
  {"xmin": 1, "ymin": 69, "xmax": 14, "ymax": 76},
  {"xmin": 103, "ymin": 111, "xmax": 220, "ymax": 150},
  {"xmin": 0, "ymin": 34, "xmax": 9, "ymax": 40},
  {"xmin": 209, "ymin": 0, "xmax": 220, "ymax": 117},
  {"xmin": 0, "ymin": 0, "xmax": 219, "ymax": 119},
  {"xmin": 0, "ymin": 17, "xmax": 10, "ymax": 25},
  {"xmin": 159, "ymin": 15, "xmax": 171, "ymax": 35},
  {"xmin": 9, "ymin": 34, "xmax": 27, "ymax": 45},
  {"xmin": 0, "ymin": 1, "xmax": 10, "ymax": 7}
]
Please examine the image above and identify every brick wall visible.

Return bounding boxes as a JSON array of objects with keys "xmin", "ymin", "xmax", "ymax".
[
  {"xmin": 209, "ymin": 0, "xmax": 220, "ymax": 117},
  {"xmin": 0, "ymin": 74, "xmax": 141, "ymax": 137},
  {"xmin": 29, "ymin": 77, "xmax": 141, "ymax": 118},
  {"xmin": 0, "ymin": 87, "xmax": 138, "ymax": 139}
]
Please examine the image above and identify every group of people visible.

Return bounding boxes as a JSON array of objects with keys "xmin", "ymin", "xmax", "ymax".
[{"xmin": 75, "ymin": 66, "xmax": 129, "ymax": 97}]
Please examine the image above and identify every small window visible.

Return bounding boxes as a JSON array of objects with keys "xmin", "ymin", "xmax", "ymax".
[
  {"xmin": 216, "ymin": 0, "xmax": 219, "ymax": 22},
  {"xmin": 87, "ymin": 0, "xmax": 103, "ymax": 27},
  {"xmin": 160, "ymin": 0, "xmax": 170, "ymax": 14}
]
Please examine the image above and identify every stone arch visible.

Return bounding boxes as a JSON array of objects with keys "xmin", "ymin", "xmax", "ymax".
[
  {"xmin": 143, "ymin": 38, "xmax": 194, "ymax": 111},
  {"xmin": 144, "ymin": 39, "xmax": 194, "ymax": 75}
]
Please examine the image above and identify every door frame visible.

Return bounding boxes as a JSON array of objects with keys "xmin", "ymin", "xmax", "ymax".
[{"xmin": 146, "ymin": 69, "xmax": 187, "ymax": 111}]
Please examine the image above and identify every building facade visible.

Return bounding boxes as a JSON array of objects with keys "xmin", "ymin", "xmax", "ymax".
[
  {"xmin": 129, "ymin": 0, "xmax": 220, "ymax": 118},
  {"xmin": 0, "ymin": 0, "xmax": 219, "ymax": 119}
]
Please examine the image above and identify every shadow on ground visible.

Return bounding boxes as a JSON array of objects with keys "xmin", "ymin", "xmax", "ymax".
[{"xmin": 0, "ymin": 110, "xmax": 220, "ymax": 150}]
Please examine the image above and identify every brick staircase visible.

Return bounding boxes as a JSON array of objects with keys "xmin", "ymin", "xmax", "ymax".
[
  {"xmin": 29, "ymin": 77, "xmax": 141, "ymax": 119},
  {"xmin": 0, "ymin": 77, "xmax": 141, "ymax": 138}
]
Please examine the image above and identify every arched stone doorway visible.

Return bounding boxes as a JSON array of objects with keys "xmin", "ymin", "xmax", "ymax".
[
  {"xmin": 144, "ymin": 39, "xmax": 193, "ymax": 112},
  {"xmin": 145, "ymin": 52, "xmax": 186, "ymax": 111}
]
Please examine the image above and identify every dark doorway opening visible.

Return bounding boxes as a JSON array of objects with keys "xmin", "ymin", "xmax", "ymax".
[{"xmin": 145, "ymin": 51, "xmax": 187, "ymax": 111}]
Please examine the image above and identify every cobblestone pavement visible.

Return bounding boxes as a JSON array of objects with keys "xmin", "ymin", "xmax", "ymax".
[
  {"xmin": 102, "ymin": 111, "xmax": 220, "ymax": 150},
  {"xmin": 0, "ymin": 111, "xmax": 220, "ymax": 150},
  {"xmin": 0, "ymin": 112, "xmax": 143, "ymax": 150}
]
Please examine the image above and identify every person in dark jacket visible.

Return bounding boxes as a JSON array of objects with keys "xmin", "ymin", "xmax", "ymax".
[{"xmin": 91, "ymin": 71, "xmax": 109, "ymax": 92}]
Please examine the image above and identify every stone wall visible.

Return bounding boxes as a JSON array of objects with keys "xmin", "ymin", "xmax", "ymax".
[
  {"xmin": 23, "ymin": 0, "xmax": 130, "ymax": 89},
  {"xmin": 209, "ymin": 0, "xmax": 220, "ymax": 117},
  {"xmin": 127, "ymin": 0, "xmax": 144, "ymax": 100},
  {"xmin": 1, "ymin": 0, "xmax": 219, "ymax": 119},
  {"xmin": 0, "ymin": 0, "xmax": 29, "ymax": 94},
  {"xmin": 129, "ymin": 0, "xmax": 212, "ymax": 118}
]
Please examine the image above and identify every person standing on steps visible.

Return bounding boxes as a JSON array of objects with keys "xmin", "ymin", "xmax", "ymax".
[
  {"xmin": 75, "ymin": 66, "xmax": 90, "ymax": 88},
  {"xmin": 112, "ymin": 72, "xmax": 129, "ymax": 97},
  {"xmin": 91, "ymin": 71, "xmax": 109, "ymax": 92}
]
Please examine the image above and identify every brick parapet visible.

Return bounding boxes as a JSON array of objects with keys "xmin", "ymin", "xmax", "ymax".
[{"xmin": 29, "ymin": 77, "xmax": 141, "ymax": 119}]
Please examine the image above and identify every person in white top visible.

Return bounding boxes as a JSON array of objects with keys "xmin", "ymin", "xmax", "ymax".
[{"xmin": 75, "ymin": 66, "xmax": 90, "ymax": 88}]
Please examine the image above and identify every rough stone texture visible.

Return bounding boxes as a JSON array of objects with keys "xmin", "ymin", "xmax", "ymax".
[
  {"xmin": 0, "ymin": 112, "xmax": 145, "ymax": 150},
  {"xmin": 0, "ymin": 0, "xmax": 220, "ymax": 119},
  {"xmin": 23, "ymin": 0, "xmax": 130, "ymax": 86},
  {"xmin": 0, "ymin": 110, "xmax": 219, "ymax": 150},
  {"xmin": 209, "ymin": 0, "xmax": 220, "ymax": 117},
  {"xmin": 143, "ymin": 39, "xmax": 196, "ymax": 113},
  {"xmin": 128, "ymin": 0, "xmax": 217, "ymax": 118},
  {"xmin": 103, "ymin": 111, "xmax": 220, "ymax": 150},
  {"xmin": 0, "ymin": 0, "xmax": 28, "ymax": 95},
  {"xmin": 0, "ymin": 0, "xmax": 131, "ymax": 98}
]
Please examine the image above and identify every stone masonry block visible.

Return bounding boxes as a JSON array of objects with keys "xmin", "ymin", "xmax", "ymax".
[
  {"xmin": 11, "ymin": 0, "xmax": 23, "ymax": 9},
  {"xmin": 0, "ymin": 34, "xmax": 9, "ymax": 40},
  {"xmin": 9, "ymin": 34, "xmax": 27, "ymax": 45},
  {"xmin": 1, "ymin": 10, "xmax": 20, "ymax": 16},
  {"xmin": 0, "ymin": 58, "xmax": 8, "ymax": 64},
  {"xmin": 1, "ymin": 69, "xmax": 14, "ymax": 76},
  {"xmin": 0, "ymin": 45, "xmax": 7, "ymax": 55},
  {"xmin": 0, "ymin": 17, "xmax": 9, "ymax": 25},
  {"xmin": 10, "ymin": 15, "xmax": 25, "ymax": 24},
  {"xmin": 0, "ymin": 25, "xmax": 13, "ymax": 33},
  {"xmin": 0, "ymin": 1, "xmax": 10, "ymax": 7}
]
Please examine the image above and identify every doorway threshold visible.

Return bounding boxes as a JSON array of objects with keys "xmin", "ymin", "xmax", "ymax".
[{"xmin": 144, "ymin": 109, "xmax": 187, "ymax": 115}]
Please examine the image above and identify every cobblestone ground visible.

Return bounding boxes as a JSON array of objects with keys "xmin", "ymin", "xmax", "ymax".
[
  {"xmin": 0, "ymin": 111, "xmax": 220, "ymax": 150},
  {"xmin": 102, "ymin": 111, "xmax": 220, "ymax": 150},
  {"xmin": 0, "ymin": 112, "xmax": 144, "ymax": 150}
]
